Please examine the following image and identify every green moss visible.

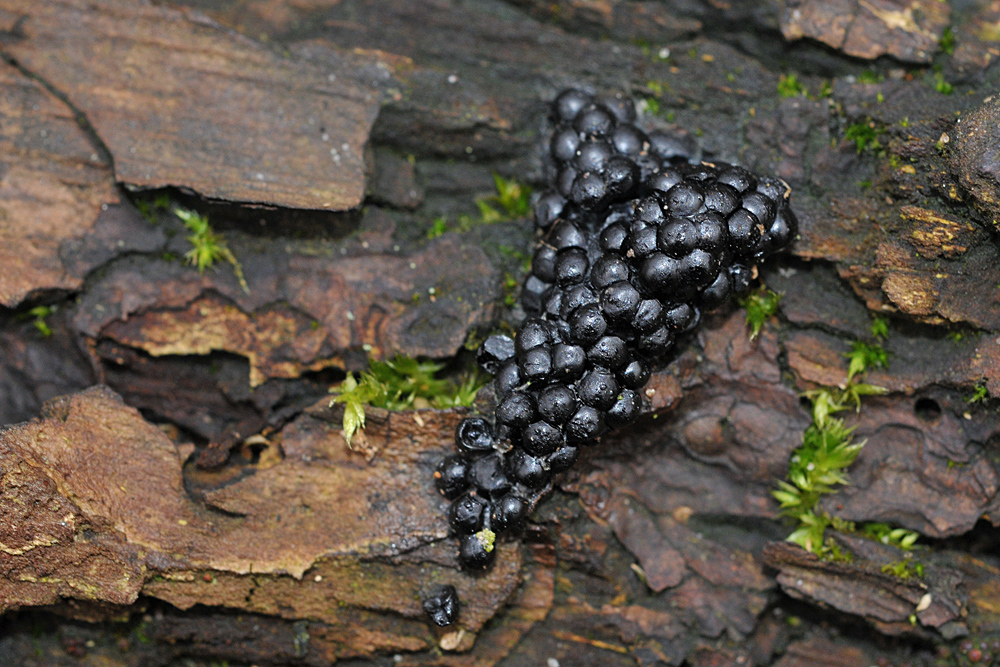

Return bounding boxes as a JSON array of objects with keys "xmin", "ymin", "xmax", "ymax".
[
  {"xmin": 502, "ymin": 272, "xmax": 519, "ymax": 307},
  {"xmin": 845, "ymin": 340, "xmax": 889, "ymax": 381},
  {"xmin": 330, "ymin": 355, "xmax": 487, "ymax": 447},
  {"xmin": 774, "ymin": 321, "xmax": 893, "ymax": 556},
  {"xmin": 426, "ymin": 216, "xmax": 448, "ymax": 240},
  {"xmin": 738, "ymin": 286, "xmax": 781, "ymax": 340},
  {"xmin": 26, "ymin": 305, "xmax": 55, "ymax": 338},
  {"xmin": 870, "ymin": 316, "xmax": 888, "ymax": 340},
  {"xmin": 939, "ymin": 26, "xmax": 956, "ymax": 55},
  {"xmin": 881, "ymin": 557, "xmax": 924, "ymax": 580},
  {"xmin": 175, "ymin": 208, "xmax": 248, "ymax": 293},
  {"xmin": 845, "ymin": 121, "xmax": 885, "ymax": 154},
  {"xmin": 934, "ymin": 72, "xmax": 954, "ymax": 95},
  {"xmin": 427, "ymin": 175, "xmax": 532, "ymax": 238},
  {"xmin": 135, "ymin": 192, "xmax": 171, "ymax": 223},
  {"xmin": 967, "ymin": 383, "xmax": 989, "ymax": 404},
  {"xmin": 778, "ymin": 73, "xmax": 807, "ymax": 98},
  {"xmin": 861, "ymin": 522, "xmax": 920, "ymax": 549}
]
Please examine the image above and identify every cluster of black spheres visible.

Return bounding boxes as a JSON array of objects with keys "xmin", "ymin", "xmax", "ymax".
[{"xmin": 424, "ymin": 89, "xmax": 797, "ymax": 626}]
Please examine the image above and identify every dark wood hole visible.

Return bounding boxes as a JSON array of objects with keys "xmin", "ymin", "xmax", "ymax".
[{"xmin": 914, "ymin": 397, "xmax": 941, "ymax": 422}]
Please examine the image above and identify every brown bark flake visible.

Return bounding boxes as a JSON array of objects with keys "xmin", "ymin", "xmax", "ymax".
[
  {"xmin": 0, "ymin": 0, "xmax": 380, "ymax": 210},
  {"xmin": 0, "ymin": 60, "xmax": 118, "ymax": 306},
  {"xmin": 781, "ymin": 0, "xmax": 950, "ymax": 64},
  {"xmin": 0, "ymin": 387, "xmax": 527, "ymax": 648}
]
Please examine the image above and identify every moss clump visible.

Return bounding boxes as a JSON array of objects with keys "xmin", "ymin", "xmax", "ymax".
[{"xmin": 330, "ymin": 356, "xmax": 486, "ymax": 447}]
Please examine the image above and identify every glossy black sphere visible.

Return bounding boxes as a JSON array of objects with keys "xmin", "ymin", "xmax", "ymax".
[
  {"xmin": 552, "ymin": 343, "xmax": 587, "ymax": 382},
  {"xmin": 618, "ymin": 358, "xmax": 650, "ymax": 389},
  {"xmin": 633, "ymin": 196, "xmax": 665, "ymax": 225},
  {"xmin": 716, "ymin": 166, "xmax": 756, "ymax": 193},
  {"xmin": 575, "ymin": 139, "xmax": 614, "ymax": 173},
  {"xmin": 658, "ymin": 218, "xmax": 698, "ymax": 258},
  {"xmin": 449, "ymin": 492, "xmax": 487, "ymax": 534},
  {"xmin": 551, "ymin": 127, "xmax": 581, "ymax": 162},
  {"xmin": 434, "ymin": 454, "xmax": 470, "ymax": 499},
  {"xmin": 496, "ymin": 392, "xmax": 537, "ymax": 430},
  {"xmin": 494, "ymin": 359, "xmax": 522, "ymax": 399},
  {"xmin": 507, "ymin": 448, "xmax": 550, "ymax": 489},
  {"xmin": 611, "ymin": 124, "xmax": 645, "ymax": 156},
  {"xmin": 632, "ymin": 298, "xmax": 664, "ymax": 333},
  {"xmin": 573, "ymin": 105, "xmax": 614, "ymax": 137},
  {"xmin": 587, "ymin": 335, "xmax": 628, "ymax": 370},
  {"xmin": 565, "ymin": 405, "xmax": 606, "ymax": 444},
  {"xmin": 532, "ymin": 246, "xmax": 559, "ymax": 283},
  {"xmin": 492, "ymin": 493, "xmax": 529, "ymax": 533},
  {"xmin": 569, "ymin": 172, "xmax": 608, "ymax": 209},
  {"xmin": 727, "ymin": 208, "xmax": 761, "ymax": 258},
  {"xmin": 548, "ymin": 445, "xmax": 580, "ymax": 473},
  {"xmin": 606, "ymin": 389, "xmax": 641, "ymax": 429},
  {"xmin": 537, "ymin": 384, "xmax": 578, "ymax": 425},
  {"xmin": 569, "ymin": 303, "xmax": 608, "ymax": 344},
  {"xmin": 590, "ymin": 254, "xmax": 631, "ymax": 289},
  {"xmin": 600, "ymin": 221, "xmax": 630, "ymax": 253},
  {"xmin": 665, "ymin": 182, "xmax": 704, "ymax": 217},
  {"xmin": 554, "ymin": 88, "xmax": 592, "ymax": 122},
  {"xmin": 704, "ymin": 182, "xmax": 740, "ymax": 215},
  {"xmin": 629, "ymin": 225, "xmax": 659, "ymax": 258},
  {"xmin": 601, "ymin": 280, "xmax": 641, "ymax": 323},
  {"xmin": 577, "ymin": 367, "xmax": 619, "ymax": 411},
  {"xmin": 459, "ymin": 532, "xmax": 496, "ymax": 570},
  {"xmin": 522, "ymin": 420, "xmax": 565, "ymax": 456},
  {"xmin": 534, "ymin": 192, "xmax": 565, "ymax": 230},
  {"xmin": 520, "ymin": 346, "xmax": 552, "ymax": 383},
  {"xmin": 555, "ymin": 247, "xmax": 590, "ymax": 286}
]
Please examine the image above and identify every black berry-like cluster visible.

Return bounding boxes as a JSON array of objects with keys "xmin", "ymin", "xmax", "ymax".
[{"xmin": 425, "ymin": 89, "xmax": 796, "ymax": 622}]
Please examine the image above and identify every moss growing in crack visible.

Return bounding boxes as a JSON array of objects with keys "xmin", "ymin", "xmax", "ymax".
[
  {"xmin": 933, "ymin": 69, "xmax": 954, "ymax": 95},
  {"xmin": 175, "ymin": 208, "xmax": 248, "ymax": 293},
  {"xmin": 967, "ymin": 383, "xmax": 990, "ymax": 404},
  {"xmin": 330, "ymin": 356, "xmax": 487, "ymax": 447},
  {"xmin": 845, "ymin": 120, "xmax": 885, "ymax": 155},
  {"xmin": 857, "ymin": 70, "xmax": 884, "ymax": 84},
  {"xmin": 426, "ymin": 216, "xmax": 448, "ymax": 240},
  {"xmin": 772, "ymin": 394, "xmax": 866, "ymax": 553},
  {"xmin": 773, "ymin": 318, "xmax": 915, "ymax": 556},
  {"xmin": 739, "ymin": 286, "xmax": 781, "ymax": 340},
  {"xmin": 861, "ymin": 522, "xmax": 920, "ymax": 550},
  {"xmin": 881, "ymin": 557, "xmax": 924, "ymax": 580},
  {"xmin": 478, "ymin": 174, "xmax": 531, "ymax": 222},
  {"xmin": 425, "ymin": 175, "xmax": 531, "ymax": 238},
  {"xmin": 939, "ymin": 26, "xmax": 956, "ymax": 55},
  {"xmin": 22, "ymin": 305, "xmax": 55, "ymax": 338},
  {"xmin": 845, "ymin": 341, "xmax": 889, "ymax": 381},
  {"xmin": 135, "ymin": 192, "xmax": 171, "ymax": 223},
  {"xmin": 778, "ymin": 73, "xmax": 807, "ymax": 98},
  {"xmin": 502, "ymin": 272, "xmax": 520, "ymax": 307}
]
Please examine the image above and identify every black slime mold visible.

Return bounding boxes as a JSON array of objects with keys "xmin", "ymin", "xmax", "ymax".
[{"xmin": 428, "ymin": 88, "xmax": 797, "ymax": 623}]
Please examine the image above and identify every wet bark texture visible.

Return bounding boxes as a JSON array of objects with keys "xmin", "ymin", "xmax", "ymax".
[{"xmin": 2, "ymin": 0, "xmax": 1000, "ymax": 665}]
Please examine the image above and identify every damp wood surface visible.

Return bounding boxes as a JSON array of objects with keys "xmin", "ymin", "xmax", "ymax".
[{"xmin": 3, "ymin": 0, "xmax": 1000, "ymax": 666}]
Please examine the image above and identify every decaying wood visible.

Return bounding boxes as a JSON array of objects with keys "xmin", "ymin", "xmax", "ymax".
[
  {"xmin": 780, "ymin": 0, "xmax": 950, "ymax": 63},
  {"xmin": 3, "ymin": 0, "xmax": 1000, "ymax": 664},
  {"xmin": 0, "ymin": 60, "xmax": 118, "ymax": 306},
  {"xmin": 0, "ymin": 0, "xmax": 380, "ymax": 211}
]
